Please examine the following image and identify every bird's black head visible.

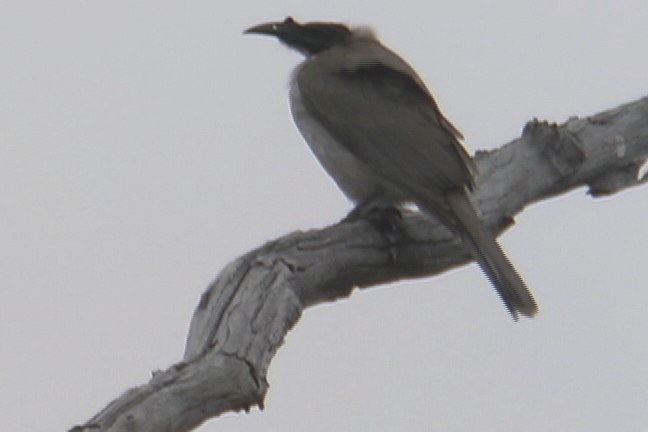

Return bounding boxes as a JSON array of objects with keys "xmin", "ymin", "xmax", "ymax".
[{"xmin": 245, "ymin": 17, "xmax": 352, "ymax": 56}]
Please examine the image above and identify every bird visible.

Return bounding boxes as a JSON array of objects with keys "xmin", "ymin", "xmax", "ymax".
[{"xmin": 245, "ymin": 17, "xmax": 538, "ymax": 320}]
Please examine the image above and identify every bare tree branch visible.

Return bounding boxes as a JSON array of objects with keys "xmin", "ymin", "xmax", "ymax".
[{"xmin": 70, "ymin": 96, "xmax": 648, "ymax": 432}]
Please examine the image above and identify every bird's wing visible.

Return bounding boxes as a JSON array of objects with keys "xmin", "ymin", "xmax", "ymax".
[{"xmin": 296, "ymin": 49, "xmax": 475, "ymax": 201}]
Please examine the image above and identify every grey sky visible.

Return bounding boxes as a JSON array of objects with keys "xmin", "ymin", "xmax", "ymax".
[{"xmin": 1, "ymin": 1, "xmax": 647, "ymax": 431}]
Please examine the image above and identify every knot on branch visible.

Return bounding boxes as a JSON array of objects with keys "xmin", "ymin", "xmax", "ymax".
[{"xmin": 523, "ymin": 118, "xmax": 586, "ymax": 176}]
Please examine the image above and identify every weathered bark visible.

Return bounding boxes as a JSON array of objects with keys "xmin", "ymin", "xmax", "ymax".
[{"xmin": 70, "ymin": 96, "xmax": 648, "ymax": 432}]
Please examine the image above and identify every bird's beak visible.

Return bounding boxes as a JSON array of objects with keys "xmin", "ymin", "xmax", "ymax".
[{"xmin": 244, "ymin": 21, "xmax": 283, "ymax": 36}]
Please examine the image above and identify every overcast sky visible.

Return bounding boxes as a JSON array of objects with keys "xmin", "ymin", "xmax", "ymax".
[{"xmin": 2, "ymin": 1, "xmax": 647, "ymax": 431}]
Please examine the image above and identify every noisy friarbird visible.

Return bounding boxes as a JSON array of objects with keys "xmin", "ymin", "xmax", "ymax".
[{"xmin": 245, "ymin": 17, "xmax": 538, "ymax": 320}]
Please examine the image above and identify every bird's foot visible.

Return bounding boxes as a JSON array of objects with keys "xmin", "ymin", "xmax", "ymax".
[{"xmin": 342, "ymin": 205, "xmax": 406, "ymax": 263}]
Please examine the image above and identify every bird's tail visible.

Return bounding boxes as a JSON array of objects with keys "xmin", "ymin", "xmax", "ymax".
[{"xmin": 445, "ymin": 191, "xmax": 538, "ymax": 320}]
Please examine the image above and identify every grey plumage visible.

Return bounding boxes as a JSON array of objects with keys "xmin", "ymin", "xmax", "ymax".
[{"xmin": 246, "ymin": 17, "xmax": 538, "ymax": 319}]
